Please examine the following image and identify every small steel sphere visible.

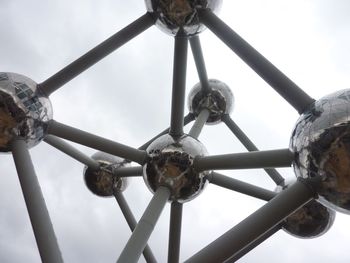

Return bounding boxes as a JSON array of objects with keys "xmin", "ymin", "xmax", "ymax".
[
  {"xmin": 84, "ymin": 152, "xmax": 129, "ymax": 197},
  {"xmin": 290, "ymin": 89, "xmax": 350, "ymax": 214},
  {"xmin": 145, "ymin": 0, "xmax": 223, "ymax": 36},
  {"xmin": 143, "ymin": 134, "xmax": 209, "ymax": 203},
  {"xmin": 188, "ymin": 79, "xmax": 234, "ymax": 125},
  {"xmin": 0, "ymin": 72, "xmax": 52, "ymax": 152},
  {"xmin": 276, "ymin": 182, "xmax": 335, "ymax": 239}
]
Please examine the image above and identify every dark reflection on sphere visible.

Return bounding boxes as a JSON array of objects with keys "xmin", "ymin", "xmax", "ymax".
[
  {"xmin": 84, "ymin": 152, "xmax": 129, "ymax": 197},
  {"xmin": 284, "ymin": 200, "xmax": 335, "ymax": 238},
  {"xmin": 276, "ymin": 182, "xmax": 335, "ymax": 238},
  {"xmin": 143, "ymin": 134, "xmax": 209, "ymax": 203},
  {"xmin": 188, "ymin": 79, "xmax": 234, "ymax": 125},
  {"xmin": 144, "ymin": 0, "xmax": 222, "ymax": 36},
  {"xmin": 290, "ymin": 89, "xmax": 350, "ymax": 214},
  {"xmin": 0, "ymin": 72, "xmax": 52, "ymax": 152}
]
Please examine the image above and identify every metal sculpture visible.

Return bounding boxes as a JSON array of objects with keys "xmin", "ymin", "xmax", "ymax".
[{"xmin": 1, "ymin": 1, "xmax": 349, "ymax": 262}]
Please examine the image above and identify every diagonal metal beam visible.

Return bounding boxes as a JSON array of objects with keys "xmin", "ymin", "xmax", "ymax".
[
  {"xmin": 225, "ymin": 225, "xmax": 281, "ymax": 262},
  {"xmin": 169, "ymin": 37, "xmax": 188, "ymax": 137},
  {"xmin": 189, "ymin": 36, "xmax": 211, "ymax": 94},
  {"xmin": 198, "ymin": 9, "xmax": 315, "ymax": 114},
  {"xmin": 12, "ymin": 139, "xmax": 63, "ymax": 263},
  {"xmin": 39, "ymin": 13, "xmax": 154, "ymax": 96},
  {"xmin": 168, "ymin": 202, "xmax": 183, "ymax": 263},
  {"xmin": 45, "ymin": 134, "xmax": 145, "ymax": 177},
  {"xmin": 44, "ymin": 135, "xmax": 100, "ymax": 170},
  {"xmin": 117, "ymin": 186, "xmax": 170, "ymax": 263},
  {"xmin": 47, "ymin": 120, "xmax": 147, "ymax": 165},
  {"xmin": 185, "ymin": 180, "xmax": 314, "ymax": 263},
  {"xmin": 114, "ymin": 192, "xmax": 157, "ymax": 263},
  {"xmin": 222, "ymin": 115, "xmax": 284, "ymax": 185},
  {"xmin": 188, "ymin": 109, "xmax": 210, "ymax": 139},
  {"xmin": 208, "ymin": 172, "xmax": 277, "ymax": 201},
  {"xmin": 139, "ymin": 113, "xmax": 194, "ymax": 151},
  {"xmin": 194, "ymin": 149, "xmax": 293, "ymax": 172}
]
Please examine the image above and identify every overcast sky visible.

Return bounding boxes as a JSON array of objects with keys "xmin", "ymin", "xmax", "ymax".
[{"xmin": 1, "ymin": 0, "xmax": 350, "ymax": 262}]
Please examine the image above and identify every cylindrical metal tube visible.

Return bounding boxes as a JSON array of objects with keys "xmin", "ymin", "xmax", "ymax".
[
  {"xmin": 39, "ymin": 13, "xmax": 154, "ymax": 96},
  {"xmin": 44, "ymin": 135, "xmax": 100, "ymax": 170},
  {"xmin": 168, "ymin": 202, "xmax": 183, "ymax": 263},
  {"xmin": 188, "ymin": 108, "xmax": 210, "ymax": 139},
  {"xmin": 185, "ymin": 181, "xmax": 314, "ymax": 263},
  {"xmin": 12, "ymin": 139, "xmax": 63, "ymax": 263},
  {"xmin": 169, "ymin": 37, "xmax": 188, "ymax": 137},
  {"xmin": 225, "ymin": 225, "xmax": 281, "ymax": 262},
  {"xmin": 115, "ymin": 193, "xmax": 157, "ymax": 263},
  {"xmin": 194, "ymin": 149, "xmax": 293, "ymax": 171},
  {"xmin": 222, "ymin": 115, "xmax": 284, "ymax": 185},
  {"xmin": 189, "ymin": 36, "xmax": 211, "ymax": 94},
  {"xmin": 47, "ymin": 120, "xmax": 147, "ymax": 164},
  {"xmin": 117, "ymin": 186, "xmax": 170, "ymax": 263},
  {"xmin": 114, "ymin": 166, "xmax": 143, "ymax": 177},
  {"xmin": 199, "ymin": 10, "xmax": 314, "ymax": 114},
  {"xmin": 209, "ymin": 172, "xmax": 276, "ymax": 201}
]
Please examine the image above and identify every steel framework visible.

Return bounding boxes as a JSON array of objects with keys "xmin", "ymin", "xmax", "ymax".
[{"xmin": 1, "ymin": 1, "xmax": 349, "ymax": 263}]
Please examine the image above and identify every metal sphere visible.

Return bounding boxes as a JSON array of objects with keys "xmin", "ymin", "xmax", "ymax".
[
  {"xmin": 276, "ymin": 182, "xmax": 335, "ymax": 239},
  {"xmin": 144, "ymin": 0, "xmax": 223, "ymax": 36},
  {"xmin": 188, "ymin": 79, "xmax": 234, "ymax": 125},
  {"xmin": 84, "ymin": 152, "xmax": 129, "ymax": 197},
  {"xmin": 143, "ymin": 134, "xmax": 209, "ymax": 203},
  {"xmin": 290, "ymin": 89, "xmax": 350, "ymax": 214},
  {"xmin": 0, "ymin": 72, "xmax": 52, "ymax": 152}
]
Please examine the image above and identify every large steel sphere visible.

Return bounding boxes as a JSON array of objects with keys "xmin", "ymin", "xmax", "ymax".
[
  {"xmin": 84, "ymin": 152, "xmax": 129, "ymax": 197},
  {"xmin": 0, "ymin": 72, "xmax": 52, "ymax": 152},
  {"xmin": 143, "ymin": 134, "xmax": 209, "ymax": 202},
  {"xmin": 144, "ymin": 0, "xmax": 222, "ymax": 36},
  {"xmin": 290, "ymin": 89, "xmax": 350, "ymax": 214},
  {"xmin": 276, "ymin": 182, "xmax": 335, "ymax": 238},
  {"xmin": 188, "ymin": 79, "xmax": 234, "ymax": 125}
]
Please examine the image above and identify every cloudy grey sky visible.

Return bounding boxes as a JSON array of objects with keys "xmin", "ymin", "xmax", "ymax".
[{"xmin": 1, "ymin": 0, "xmax": 350, "ymax": 262}]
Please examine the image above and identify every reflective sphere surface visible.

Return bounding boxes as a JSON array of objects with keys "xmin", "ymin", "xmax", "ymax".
[
  {"xmin": 144, "ymin": 0, "xmax": 222, "ymax": 36},
  {"xmin": 188, "ymin": 79, "xmax": 234, "ymax": 125},
  {"xmin": 0, "ymin": 72, "xmax": 52, "ymax": 152},
  {"xmin": 84, "ymin": 152, "xmax": 129, "ymax": 197},
  {"xmin": 276, "ymin": 182, "xmax": 335, "ymax": 238},
  {"xmin": 291, "ymin": 89, "xmax": 350, "ymax": 214},
  {"xmin": 143, "ymin": 134, "xmax": 209, "ymax": 202}
]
